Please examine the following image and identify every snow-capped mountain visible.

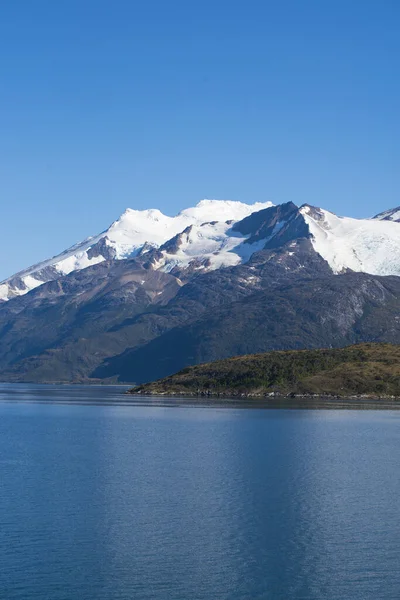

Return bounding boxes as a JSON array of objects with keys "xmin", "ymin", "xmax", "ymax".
[
  {"xmin": 0, "ymin": 199, "xmax": 273, "ymax": 301},
  {"xmin": 2, "ymin": 198, "xmax": 400, "ymax": 303},
  {"xmin": 153, "ymin": 201, "xmax": 400, "ymax": 279},
  {"xmin": 301, "ymin": 205, "xmax": 400, "ymax": 275},
  {"xmin": 1, "ymin": 200, "xmax": 400, "ymax": 384}
]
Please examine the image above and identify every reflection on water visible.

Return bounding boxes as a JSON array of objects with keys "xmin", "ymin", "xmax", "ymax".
[
  {"xmin": 0, "ymin": 383, "xmax": 399, "ymax": 409},
  {"xmin": 0, "ymin": 385, "xmax": 399, "ymax": 599}
]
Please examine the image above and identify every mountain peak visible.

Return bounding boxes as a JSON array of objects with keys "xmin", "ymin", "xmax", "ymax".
[
  {"xmin": 119, "ymin": 207, "xmax": 166, "ymax": 219},
  {"xmin": 373, "ymin": 207, "xmax": 400, "ymax": 222},
  {"xmin": 178, "ymin": 199, "xmax": 274, "ymax": 223},
  {"xmin": 0, "ymin": 199, "xmax": 275, "ymax": 301},
  {"xmin": 3, "ymin": 198, "xmax": 400, "ymax": 303}
]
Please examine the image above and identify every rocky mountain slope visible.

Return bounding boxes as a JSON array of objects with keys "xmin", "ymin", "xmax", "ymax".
[
  {"xmin": 97, "ymin": 273, "xmax": 400, "ymax": 384},
  {"xmin": 1, "ymin": 200, "xmax": 400, "ymax": 384},
  {"xmin": 374, "ymin": 206, "xmax": 400, "ymax": 222}
]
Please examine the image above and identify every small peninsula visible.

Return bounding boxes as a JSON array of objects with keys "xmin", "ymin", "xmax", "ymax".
[{"xmin": 130, "ymin": 343, "xmax": 400, "ymax": 399}]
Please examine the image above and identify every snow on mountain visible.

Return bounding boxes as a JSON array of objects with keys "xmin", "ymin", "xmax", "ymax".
[
  {"xmin": 373, "ymin": 206, "xmax": 400, "ymax": 222},
  {"xmin": 152, "ymin": 221, "xmax": 269, "ymax": 274},
  {"xmin": 178, "ymin": 199, "xmax": 271, "ymax": 223},
  {"xmin": 0, "ymin": 199, "xmax": 273, "ymax": 301},
  {"xmin": 0, "ymin": 234, "xmax": 106, "ymax": 302},
  {"xmin": 301, "ymin": 205, "xmax": 400, "ymax": 275},
  {"xmin": 105, "ymin": 200, "xmax": 272, "ymax": 258},
  {"xmin": 151, "ymin": 202, "xmax": 301, "ymax": 275},
  {"xmin": 3, "ymin": 199, "xmax": 400, "ymax": 303}
]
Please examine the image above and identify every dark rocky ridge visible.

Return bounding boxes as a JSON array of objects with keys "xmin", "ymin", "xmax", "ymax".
[
  {"xmin": 0, "ymin": 260, "xmax": 181, "ymax": 382},
  {"xmin": 232, "ymin": 201, "xmax": 300, "ymax": 243},
  {"xmin": 374, "ymin": 206, "xmax": 400, "ymax": 222}
]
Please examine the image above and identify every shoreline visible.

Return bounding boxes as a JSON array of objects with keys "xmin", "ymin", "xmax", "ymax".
[{"xmin": 129, "ymin": 390, "xmax": 400, "ymax": 401}]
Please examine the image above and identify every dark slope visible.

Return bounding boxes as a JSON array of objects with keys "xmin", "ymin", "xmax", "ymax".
[
  {"xmin": 0, "ymin": 260, "xmax": 181, "ymax": 382},
  {"xmin": 131, "ymin": 343, "xmax": 400, "ymax": 398},
  {"xmin": 0, "ymin": 231, "xmax": 329, "ymax": 382},
  {"xmin": 99, "ymin": 274, "xmax": 400, "ymax": 384},
  {"xmin": 91, "ymin": 239, "xmax": 331, "ymax": 381}
]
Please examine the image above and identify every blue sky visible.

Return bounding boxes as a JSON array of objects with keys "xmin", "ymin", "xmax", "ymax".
[{"xmin": 0, "ymin": 0, "xmax": 399, "ymax": 279}]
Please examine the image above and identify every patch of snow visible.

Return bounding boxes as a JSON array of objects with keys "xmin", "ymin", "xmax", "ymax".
[
  {"xmin": 157, "ymin": 221, "xmax": 270, "ymax": 273},
  {"xmin": 0, "ymin": 284, "xmax": 9, "ymax": 301},
  {"xmin": 301, "ymin": 206, "xmax": 400, "ymax": 275},
  {"xmin": 240, "ymin": 275, "xmax": 260, "ymax": 286},
  {"xmin": 54, "ymin": 253, "xmax": 105, "ymax": 276},
  {"xmin": 22, "ymin": 275, "xmax": 45, "ymax": 292}
]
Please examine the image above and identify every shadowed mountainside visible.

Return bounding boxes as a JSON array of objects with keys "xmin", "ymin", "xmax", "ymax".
[{"xmin": 97, "ymin": 274, "xmax": 400, "ymax": 384}]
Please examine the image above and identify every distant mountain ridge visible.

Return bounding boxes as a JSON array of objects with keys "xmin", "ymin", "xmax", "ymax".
[
  {"xmin": 1, "ymin": 199, "xmax": 400, "ymax": 384},
  {"xmin": 2, "ymin": 199, "xmax": 400, "ymax": 302},
  {"xmin": 0, "ymin": 199, "xmax": 273, "ymax": 301}
]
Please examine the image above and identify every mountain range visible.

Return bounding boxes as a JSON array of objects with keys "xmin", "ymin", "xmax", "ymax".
[{"xmin": 1, "ymin": 199, "xmax": 400, "ymax": 384}]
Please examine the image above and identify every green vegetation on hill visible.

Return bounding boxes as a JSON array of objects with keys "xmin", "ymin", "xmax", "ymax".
[{"xmin": 130, "ymin": 344, "xmax": 400, "ymax": 398}]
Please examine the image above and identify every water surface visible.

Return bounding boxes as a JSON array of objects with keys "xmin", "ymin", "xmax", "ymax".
[{"xmin": 0, "ymin": 384, "xmax": 399, "ymax": 599}]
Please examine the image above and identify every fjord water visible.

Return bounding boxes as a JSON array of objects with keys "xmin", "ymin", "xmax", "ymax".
[{"xmin": 1, "ymin": 385, "xmax": 400, "ymax": 600}]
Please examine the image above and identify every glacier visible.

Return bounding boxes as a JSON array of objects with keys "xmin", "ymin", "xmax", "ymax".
[
  {"xmin": 2, "ymin": 198, "xmax": 400, "ymax": 303},
  {"xmin": 0, "ymin": 199, "xmax": 273, "ymax": 301}
]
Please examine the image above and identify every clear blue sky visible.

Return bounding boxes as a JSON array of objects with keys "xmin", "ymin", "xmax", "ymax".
[{"xmin": 0, "ymin": 0, "xmax": 399, "ymax": 279}]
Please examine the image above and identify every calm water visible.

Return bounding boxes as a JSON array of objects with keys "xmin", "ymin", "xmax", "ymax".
[{"xmin": 0, "ymin": 385, "xmax": 400, "ymax": 600}]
